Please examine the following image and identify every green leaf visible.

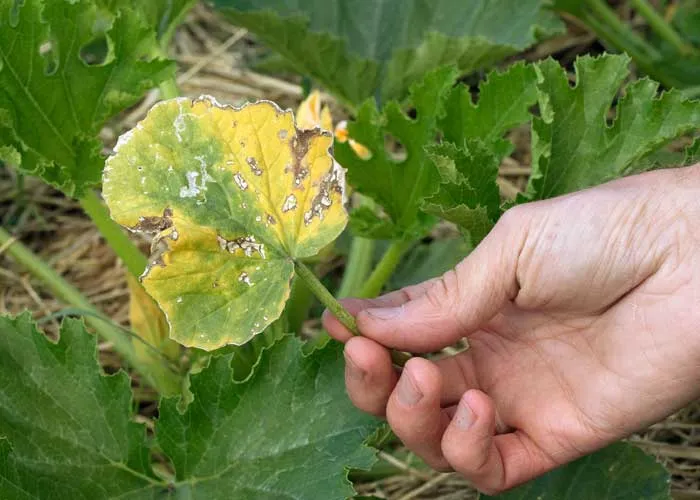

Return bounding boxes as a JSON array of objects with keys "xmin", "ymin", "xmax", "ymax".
[
  {"xmin": 99, "ymin": 0, "xmax": 197, "ymax": 46},
  {"xmin": 211, "ymin": 0, "xmax": 563, "ymax": 105},
  {"xmin": 389, "ymin": 237, "xmax": 471, "ymax": 290},
  {"xmin": 440, "ymin": 61, "xmax": 539, "ymax": 158},
  {"xmin": 0, "ymin": 0, "xmax": 174, "ymax": 197},
  {"xmin": 422, "ymin": 140, "xmax": 501, "ymax": 245},
  {"xmin": 524, "ymin": 54, "xmax": 700, "ymax": 201},
  {"xmin": 336, "ymin": 66, "xmax": 457, "ymax": 240},
  {"xmin": 0, "ymin": 314, "xmax": 382, "ymax": 499},
  {"xmin": 482, "ymin": 442, "xmax": 670, "ymax": 500},
  {"xmin": 158, "ymin": 335, "xmax": 379, "ymax": 499},
  {"xmin": 103, "ymin": 98, "xmax": 348, "ymax": 350},
  {"xmin": 0, "ymin": 314, "xmax": 162, "ymax": 498}
]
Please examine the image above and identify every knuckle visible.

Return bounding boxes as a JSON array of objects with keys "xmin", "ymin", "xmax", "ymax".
[{"xmin": 498, "ymin": 204, "xmax": 531, "ymax": 234}]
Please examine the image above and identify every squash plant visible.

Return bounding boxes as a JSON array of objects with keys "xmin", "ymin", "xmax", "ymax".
[{"xmin": 1, "ymin": 0, "xmax": 700, "ymax": 499}]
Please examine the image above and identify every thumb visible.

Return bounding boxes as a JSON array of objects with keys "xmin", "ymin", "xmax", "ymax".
[{"xmin": 356, "ymin": 208, "xmax": 528, "ymax": 352}]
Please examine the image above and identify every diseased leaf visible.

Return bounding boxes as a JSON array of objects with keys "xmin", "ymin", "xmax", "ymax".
[
  {"xmin": 440, "ymin": 61, "xmax": 539, "ymax": 158},
  {"xmin": 158, "ymin": 335, "xmax": 379, "ymax": 499},
  {"xmin": 524, "ymin": 54, "xmax": 700, "ymax": 201},
  {"xmin": 212, "ymin": 0, "xmax": 563, "ymax": 104},
  {"xmin": 0, "ymin": 0, "xmax": 174, "ymax": 197},
  {"xmin": 483, "ymin": 442, "xmax": 670, "ymax": 500},
  {"xmin": 336, "ymin": 66, "xmax": 457, "ymax": 239},
  {"xmin": 0, "ymin": 314, "xmax": 161, "ymax": 498},
  {"xmin": 422, "ymin": 140, "xmax": 501, "ymax": 245},
  {"xmin": 104, "ymin": 97, "xmax": 347, "ymax": 350},
  {"xmin": 0, "ymin": 314, "xmax": 382, "ymax": 499}
]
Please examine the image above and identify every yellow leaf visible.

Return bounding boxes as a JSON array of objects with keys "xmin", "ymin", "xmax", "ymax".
[
  {"xmin": 127, "ymin": 275, "xmax": 180, "ymax": 361},
  {"xmin": 103, "ymin": 97, "xmax": 347, "ymax": 350}
]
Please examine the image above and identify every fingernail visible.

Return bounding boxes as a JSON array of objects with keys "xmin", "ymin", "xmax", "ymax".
[
  {"xmin": 366, "ymin": 306, "xmax": 401, "ymax": 320},
  {"xmin": 397, "ymin": 371, "xmax": 422, "ymax": 406},
  {"xmin": 454, "ymin": 396, "xmax": 475, "ymax": 430},
  {"xmin": 344, "ymin": 352, "xmax": 365, "ymax": 381}
]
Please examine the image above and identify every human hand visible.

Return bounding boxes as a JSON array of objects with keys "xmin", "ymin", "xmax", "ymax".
[{"xmin": 323, "ymin": 166, "xmax": 700, "ymax": 494}]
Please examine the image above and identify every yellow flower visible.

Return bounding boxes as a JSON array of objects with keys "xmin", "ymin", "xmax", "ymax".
[{"xmin": 296, "ymin": 91, "xmax": 372, "ymax": 160}]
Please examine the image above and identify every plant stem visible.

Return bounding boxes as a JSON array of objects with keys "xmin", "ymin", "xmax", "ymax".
[
  {"xmin": 294, "ymin": 260, "xmax": 410, "ymax": 366},
  {"xmin": 158, "ymin": 77, "xmax": 180, "ymax": 101},
  {"xmin": 337, "ymin": 194, "xmax": 378, "ymax": 298},
  {"xmin": 0, "ymin": 227, "xmax": 180, "ymax": 393},
  {"xmin": 79, "ymin": 190, "xmax": 148, "ymax": 278},
  {"xmin": 631, "ymin": 0, "xmax": 692, "ymax": 55},
  {"xmin": 294, "ymin": 260, "xmax": 358, "ymax": 334},
  {"xmin": 359, "ymin": 239, "xmax": 413, "ymax": 298},
  {"xmin": 585, "ymin": 0, "xmax": 659, "ymax": 59},
  {"xmin": 336, "ymin": 237, "xmax": 375, "ymax": 298}
]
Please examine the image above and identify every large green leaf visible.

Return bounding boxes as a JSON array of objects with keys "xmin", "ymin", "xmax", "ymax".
[
  {"xmin": 0, "ymin": 314, "xmax": 162, "ymax": 499},
  {"xmin": 335, "ymin": 66, "xmax": 457, "ymax": 240},
  {"xmin": 483, "ymin": 442, "xmax": 670, "ymax": 500},
  {"xmin": 422, "ymin": 140, "xmax": 501, "ymax": 245},
  {"xmin": 104, "ymin": 98, "xmax": 348, "ymax": 350},
  {"xmin": 212, "ymin": 0, "xmax": 563, "ymax": 105},
  {"xmin": 0, "ymin": 314, "xmax": 381, "ymax": 499},
  {"xmin": 0, "ymin": 0, "xmax": 174, "ymax": 197},
  {"xmin": 158, "ymin": 335, "xmax": 379, "ymax": 499},
  {"xmin": 524, "ymin": 54, "xmax": 700, "ymax": 201}
]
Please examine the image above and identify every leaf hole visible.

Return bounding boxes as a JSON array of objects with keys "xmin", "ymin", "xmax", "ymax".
[
  {"xmin": 39, "ymin": 39, "xmax": 59, "ymax": 76},
  {"xmin": 80, "ymin": 36, "xmax": 109, "ymax": 66},
  {"xmin": 384, "ymin": 133, "xmax": 407, "ymax": 163}
]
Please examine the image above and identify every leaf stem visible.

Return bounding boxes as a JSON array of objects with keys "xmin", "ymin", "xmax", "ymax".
[
  {"xmin": 631, "ymin": 0, "xmax": 692, "ymax": 55},
  {"xmin": 294, "ymin": 260, "xmax": 359, "ymax": 334},
  {"xmin": 294, "ymin": 260, "xmax": 410, "ymax": 366},
  {"xmin": 79, "ymin": 190, "xmax": 148, "ymax": 277},
  {"xmin": 0, "ymin": 226, "xmax": 180, "ymax": 393},
  {"xmin": 359, "ymin": 239, "xmax": 413, "ymax": 298}
]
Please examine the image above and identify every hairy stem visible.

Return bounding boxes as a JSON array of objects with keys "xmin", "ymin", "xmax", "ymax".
[
  {"xmin": 294, "ymin": 260, "xmax": 410, "ymax": 366},
  {"xmin": 359, "ymin": 239, "xmax": 413, "ymax": 298},
  {"xmin": 79, "ymin": 190, "xmax": 148, "ymax": 278},
  {"xmin": 631, "ymin": 0, "xmax": 692, "ymax": 55},
  {"xmin": 0, "ymin": 227, "xmax": 180, "ymax": 394}
]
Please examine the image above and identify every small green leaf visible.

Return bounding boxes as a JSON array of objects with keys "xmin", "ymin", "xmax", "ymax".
[
  {"xmin": 422, "ymin": 140, "xmax": 501, "ymax": 245},
  {"xmin": 0, "ymin": 0, "xmax": 174, "ymax": 197},
  {"xmin": 104, "ymin": 97, "xmax": 348, "ymax": 350},
  {"xmin": 212, "ymin": 0, "xmax": 563, "ymax": 105},
  {"xmin": 336, "ymin": 66, "xmax": 457, "ymax": 239},
  {"xmin": 524, "ymin": 54, "xmax": 700, "ymax": 201},
  {"xmin": 0, "ymin": 314, "xmax": 161, "ymax": 498},
  {"xmin": 482, "ymin": 442, "xmax": 671, "ymax": 500},
  {"xmin": 157, "ymin": 335, "xmax": 380, "ymax": 499},
  {"xmin": 441, "ymin": 61, "xmax": 539, "ymax": 158}
]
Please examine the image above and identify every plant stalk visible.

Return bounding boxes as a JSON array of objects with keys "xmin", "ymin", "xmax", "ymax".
[
  {"xmin": 294, "ymin": 260, "xmax": 410, "ymax": 366},
  {"xmin": 336, "ymin": 237, "xmax": 375, "ymax": 298},
  {"xmin": 79, "ymin": 190, "xmax": 148, "ymax": 278},
  {"xmin": 0, "ymin": 227, "xmax": 180, "ymax": 393},
  {"xmin": 359, "ymin": 239, "xmax": 413, "ymax": 298},
  {"xmin": 631, "ymin": 0, "xmax": 692, "ymax": 55}
]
